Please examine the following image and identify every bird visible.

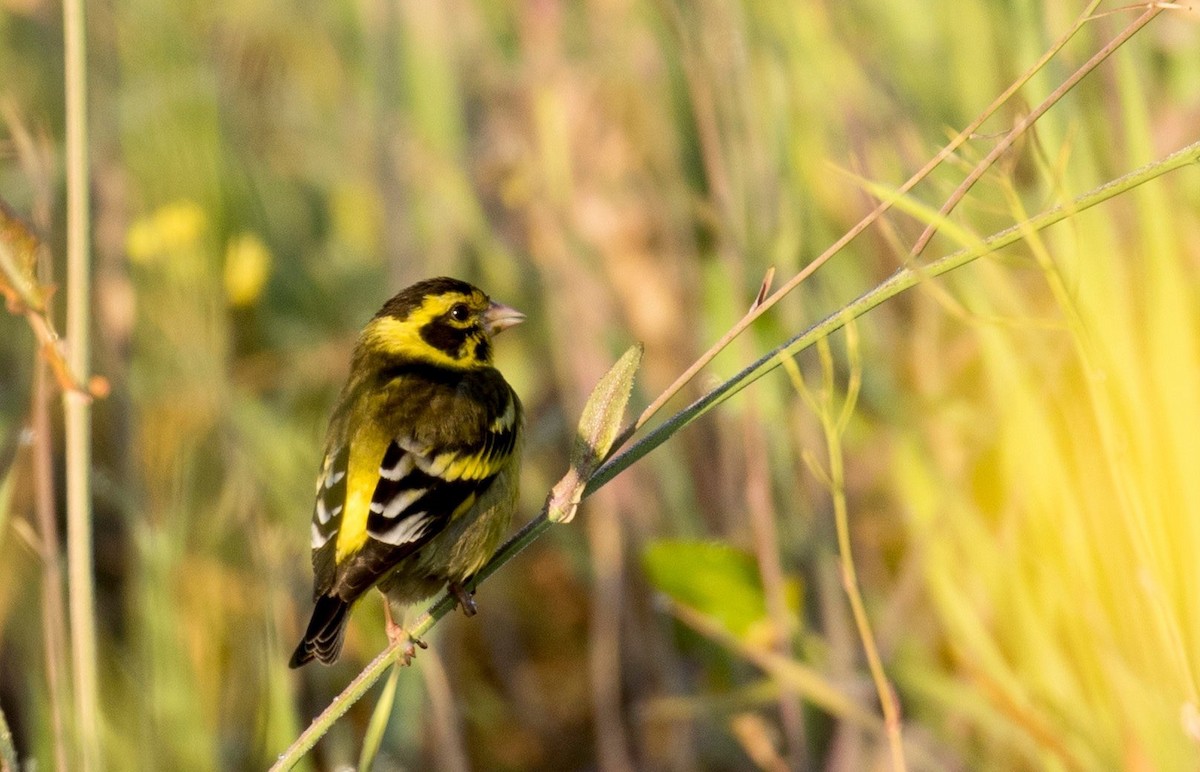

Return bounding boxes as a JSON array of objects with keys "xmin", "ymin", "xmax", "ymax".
[{"xmin": 289, "ymin": 277, "xmax": 525, "ymax": 668}]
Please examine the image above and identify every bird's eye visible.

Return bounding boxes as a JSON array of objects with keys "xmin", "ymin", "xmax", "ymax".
[{"xmin": 449, "ymin": 303, "xmax": 470, "ymax": 322}]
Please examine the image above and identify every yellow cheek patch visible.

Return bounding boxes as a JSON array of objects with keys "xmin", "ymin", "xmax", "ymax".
[
  {"xmin": 364, "ymin": 315, "xmax": 467, "ymax": 370},
  {"xmin": 362, "ymin": 288, "xmax": 494, "ymax": 369}
]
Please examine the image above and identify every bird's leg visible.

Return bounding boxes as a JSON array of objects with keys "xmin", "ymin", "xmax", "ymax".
[
  {"xmin": 381, "ymin": 595, "xmax": 427, "ymax": 666},
  {"xmin": 448, "ymin": 580, "xmax": 477, "ymax": 617}
]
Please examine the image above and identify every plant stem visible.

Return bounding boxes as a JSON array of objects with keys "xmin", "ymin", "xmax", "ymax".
[
  {"xmin": 34, "ymin": 360, "xmax": 72, "ymax": 772},
  {"xmin": 419, "ymin": 647, "xmax": 471, "ymax": 772},
  {"xmin": 609, "ymin": 0, "xmax": 1106, "ymax": 451},
  {"xmin": 271, "ymin": 137, "xmax": 1200, "ymax": 771},
  {"xmin": 63, "ymin": 0, "xmax": 100, "ymax": 766},
  {"xmin": 907, "ymin": 2, "xmax": 1164, "ymax": 260},
  {"xmin": 356, "ymin": 662, "xmax": 401, "ymax": 771},
  {"xmin": 0, "ymin": 200, "xmax": 91, "ymax": 395},
  {"xmin": 666, "ymin": 600, "xmax": 881, "ymax": 732},
  {"xmin": 589, "ymin": 138, "xmax": 1200, "ymax": 494},
  {"xmin": 785, "ymin": 334, "xmax": 907, "ymax": 771}
]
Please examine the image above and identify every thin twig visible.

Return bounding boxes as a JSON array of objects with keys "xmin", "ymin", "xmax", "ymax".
[
  {"xmin": 3, "ymin": 101, "xmax": 75, "ymax": 772},
  {"xmin": 605, "ymin": 0, "xmax": 1108, "ymax": 454},
  {"xmin": 907, "ymin": 2, "xmax": 1166, "ymax": 260},
  {"xmin": 63, "ymin": 0, "xmax": 101, "ymax": 765},
  {"xmin": 784, "ymin": 329, "xmax": 906, "ymax": 771},
  {"xmin": 419, "ymin": 646, "xmax": 471, "ymax": 772},
  {"xmin": 752, "ymin": 267, "xmax": 775, "ymax": 310},
  {"xmin": 665, "ymin": 600, "xmax": 881, "ymax": 732},
  {"xmin": 34, "ymin": 350, "xmax": 73, "ymax": 772},
  {"xmin": 588, "ymin": 137, "xmax": 1200, "ymax": 498},
  {"xmin": 0, "ymin": 200, "xmax": 97, "ymax": 398},
  {"xmin": 271, "ymin": 134, "xmax": 1200, "ymax": 772}
]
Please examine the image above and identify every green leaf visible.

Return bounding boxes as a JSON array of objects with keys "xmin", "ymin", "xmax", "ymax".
[
  {"xmin": 548, "ymin": 343, "xmax": 643, "ymax": 523},
  {"xmin": 357, "ymin": 661, "xmax": 402, "ymax": 772},
  {"xmin": 642, "ymin": 540, "xmax": 796, "ymax": 641}
]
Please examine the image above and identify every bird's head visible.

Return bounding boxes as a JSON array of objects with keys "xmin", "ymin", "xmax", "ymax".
[{"xmin": 361, "ymin": 277, "xmax": 525, "ymax": 369}]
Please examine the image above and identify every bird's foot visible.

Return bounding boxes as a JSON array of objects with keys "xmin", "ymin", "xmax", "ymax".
[
  {"xmin": 399, "ymin": 633, "xmax": 429, "ymax": 666},
  {"xmin": 383, "ymin": 596, "xmax": 427, "ymax": 666},
  {"xmin": 449, "ymin": 581, "xmax": 478, "ymax": 617}
]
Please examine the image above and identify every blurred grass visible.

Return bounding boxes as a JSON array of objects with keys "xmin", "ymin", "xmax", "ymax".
[
  {"xmin": 1, "ymin": 0, "xmax": 1199, "ymax": 769},
  {"xmin": 891, "ymin": 64, "xmax": 1200, "ymax": 766}
]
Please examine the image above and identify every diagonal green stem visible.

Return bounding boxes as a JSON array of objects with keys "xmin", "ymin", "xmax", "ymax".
[
  {"xmin": 271, "ymin": 135, "xmax": 1200, "ymax": 772},
  {"xmin": 356, "ymin": 661, "xmax": 402, "ymax": 771},
  {"xmin": 589, "ymin": 137, "xmax": 1200, "ymax": 492},
  {"xmin": 274, "ymin": 15, "xmax": 1179, "ymax": 767},
  {"xmin": 607, "ymin": 0, "xmax": 1107, "ymax": 453}
]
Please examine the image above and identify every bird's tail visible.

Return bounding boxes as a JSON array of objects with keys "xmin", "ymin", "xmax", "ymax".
[{"xmin": 289, "ymin": 595, "xmax": 351, "ymax": 668}]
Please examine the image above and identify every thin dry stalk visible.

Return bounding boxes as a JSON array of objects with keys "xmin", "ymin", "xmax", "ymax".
[
  {"xmin": 4, "ymin": 101, "xmax": 74, "ymax": 772},
  {"xmin": 613, "ymin": 0, "xmax": 1110, "ymax": 449},
  {"xmin": 743, "ymin": 284, "xmax": 809, "ymax": 770},
  {"xmin": 784, "ymin": 334, "xmax": 906, "ymax": 771},
  {"xmin": 419, "ymin": 646, "xmax": 470, "ymax": 772},
  {"xmin": 0, "ymin": 199, "xmax": 98, "ymax": 398},
  {"xmin": 742, "ymin": 414, "xmax": 808, "ymax": 770},
  {"xmin": 34, "ymin": 332, "xmax": 72, "ymax": 772},
  {"xmin": 587, "ymin": 504, "xmax": 635, "ymax": 772},
  {"xmin": 63, "ymin": 0, "xmax": 101, "ymax": 765},
  {"xmin": 907, "ymin": 2, "xmax": 1165, "ymax": 260}
]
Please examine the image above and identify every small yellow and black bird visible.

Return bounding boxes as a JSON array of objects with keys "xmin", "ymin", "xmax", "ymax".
[{"xmin": 290, "ymin": 277, "xmax": 524, "ymax": 668}]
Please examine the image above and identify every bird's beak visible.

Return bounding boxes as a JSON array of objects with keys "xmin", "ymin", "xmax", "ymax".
[{"xmin": 483, "ymin": 300, "xmax": 526, "ymax": 336}]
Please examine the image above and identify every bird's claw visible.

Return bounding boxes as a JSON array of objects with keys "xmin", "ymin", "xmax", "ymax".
[
  {"xmin": 383, "ymin": 598, "xmax": 426, "ymax": 666},
  {"xmin": 449, "ymin": 581, "xmax": 478, "ymax": 617},
  {"xmin": 398, "ymin": 635, "xmax": 428, "ymax": 666},
  {"xmin": 387, "ymin": 624, "xmax": 427, "ymax": 667}
]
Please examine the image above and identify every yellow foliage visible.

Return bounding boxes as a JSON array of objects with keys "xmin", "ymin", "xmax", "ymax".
[
  {"xmin": 223, "ymin": 233, "xmax": 272, "ymax": 306},
  {"xmin": 126, "ymin": 201, "xmax": 207, "ymax": 263}
]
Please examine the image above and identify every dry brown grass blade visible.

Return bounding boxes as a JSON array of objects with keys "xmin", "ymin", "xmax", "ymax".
[
  {"xmin": 907, "ymin": 2, "xmax": 1167, "ymax": 260},
  {"xmin": 0, "ymin": 198, "xmax": 105, "ymax": 400},
  {"xmin": 606, "ymin": 0, "xmax": 1113, "ymax": 459},
  {"xmin": 0, "ymin": 199, "xmax": 44, "ymax": 312}
]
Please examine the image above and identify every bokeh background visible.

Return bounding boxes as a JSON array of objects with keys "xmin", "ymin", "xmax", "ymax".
[{"xmin": 2, "ymin": 0, "xmax": 1199, "ymax": 769}]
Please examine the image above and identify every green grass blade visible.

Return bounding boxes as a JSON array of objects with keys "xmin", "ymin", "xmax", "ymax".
[{"xmin": 590, "ymin": 138, "xmax": 1200, "ymax": 491}]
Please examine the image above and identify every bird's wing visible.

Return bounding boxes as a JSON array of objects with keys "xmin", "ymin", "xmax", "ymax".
[{"xmin": 308, "ymin": 378, "xmax": 520, "ymax": 604}]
